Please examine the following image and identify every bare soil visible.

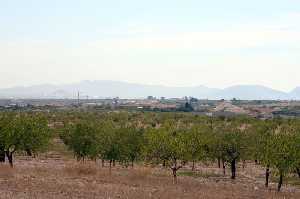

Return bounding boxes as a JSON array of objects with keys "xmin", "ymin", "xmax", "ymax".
[
  {"xmin": 0, "ymin": 154, "xmax": 299, "ymax": 199},
  {"xmin": 0, "ymin": 139, "xmax": 299, "ymax": 199}
]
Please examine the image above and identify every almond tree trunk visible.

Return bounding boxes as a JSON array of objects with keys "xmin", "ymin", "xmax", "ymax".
[
  {"xmin": 171, "ymin": 158, "xmax": 182, "ymax": 184},
  {"xmin": 222, "ymin": 160, "xmax": 226, "ymax": 176},
  {"xmin": 25, "ymin": 148, "xmax": 32, "ymax": 156},
  {"xmin": 192, "ymin": 160, "xmax": 195, "ymax": 171},
  {"xmin": 172, "ymin": 167, "xmax": 178, "ymax": 184},
  {"xmin": 109, "ymin": 160, "xmax": 112, "ymax": 175},
  {"xmin": 296, "ymin": 167, "xmax": 300, "ymax": 178},
  {"xmin": 163, "ymin": 160, "xmax": 166, "ymax": 167},
  {"xmin": 231, "ymin": 159, "xmax": 236, "ymax": 179},
  {"xmin": 265, "ymin": 165, "xmax": 270, "ymax": 187},
  {"xmin": 277, "ymin": 171, "xmax": 283, "ymax": 192},
  {"xmin": 5, "ymin": 151, "xmax": 13, "ymax": 167},
  {"xmin": 0, "ymin": 149, "xmax": 5, "ymax": 162}
]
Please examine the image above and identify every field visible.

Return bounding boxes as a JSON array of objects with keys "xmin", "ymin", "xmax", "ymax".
[
  {"xmin": 0, "ymin": 149, "xmax": 299, "ymax": 199},
  {"xmin": 1, "ymin": 111, "xmax": 300, "ymax": 198}
]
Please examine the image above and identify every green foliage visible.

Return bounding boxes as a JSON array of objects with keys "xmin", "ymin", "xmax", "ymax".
[
  {"xmin": 248, "ymin": 119, "xmax": 300, "ymax": 190},
  {"xmin": 63, "ymin": 121, "xmax": 99, "ymax": 161},
  {"xmin": 0, "ymin": 113, "xmax": 51, "ymax": 166},
  {"xmin": 143, "ymin": 126, "xmax": 186, "ymax": 167},
  {"xmin": 182, "ymin": 124, "xmax": 211, "ymax": 164},
  {"xmin": 61, "ymin": 116, "xmax": 144, "ymax": 167},
  {"xmin": 116, "ymin": 126, "xmax": 144, "ymax": 166},
  {"xmin": 1, "ymin": 110, "xmax": 299, "ymax": 190}
]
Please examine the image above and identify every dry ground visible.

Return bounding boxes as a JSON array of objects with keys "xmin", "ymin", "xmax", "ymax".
[
  {"xmin": 0, "ymin": 139, "xmax": 299, "ymax": 199},
  {"xmin": 0, "ymin": 156, "xmax": 299, "ymax": 199}
]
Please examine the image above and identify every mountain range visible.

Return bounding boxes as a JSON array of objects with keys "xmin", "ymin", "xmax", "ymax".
[{"xmin": 0, "ymin": 80, "xmax": 300, "ymax": 100}]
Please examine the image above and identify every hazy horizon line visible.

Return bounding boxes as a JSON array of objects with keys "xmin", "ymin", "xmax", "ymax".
[{"xmin": 0, "ymin": 79, "xmax": 298, "ymax": 93}]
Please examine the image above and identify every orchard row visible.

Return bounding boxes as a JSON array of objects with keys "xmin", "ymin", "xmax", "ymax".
[{"xmin": 1, "ymin": 111, "xmax": 300, "ymax": 191}]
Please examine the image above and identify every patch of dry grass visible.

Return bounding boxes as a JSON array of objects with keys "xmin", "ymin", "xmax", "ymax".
[
  {"xmin": 0, "ymin": 164, "xmax": 14, "ymax": 179},
  {"xmin": 0, "ymin": 158, "xmax": 299, "ymax": 199},
  {"xmin": 64, "ymin": 162, "xmax": 98, "ymax": 176}
]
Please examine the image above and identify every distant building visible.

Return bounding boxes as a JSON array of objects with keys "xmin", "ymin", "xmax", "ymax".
[
  {"xmin": 213, "ymin": 101, "xmax": 249, "ymax": 116},
  {"xmin": 147, "ymin": 96, "xmax": 155, "ymax": 100}
]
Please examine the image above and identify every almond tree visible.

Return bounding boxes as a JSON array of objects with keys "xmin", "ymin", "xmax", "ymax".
[
  {"xmin": 2, "ymin": 114, "xmax": 50, "ymax": 167},
  {"xmin": 63, "ymin": 121, "xmax": 99, "ymax": 162},
  {"xmin": 210, "ymin": 118, "xmax": 247, "ymax": 179},
  {"xmin": 183, "ymin": 124, "xmax": 210, "ymax": 171},
  {"xmin": 294, "ymin": 132, "xmax": 300, "ymax": 178},
  {"xmin": 221, "ymin": 129, "xmax": 244, "ymax": 179},
  {"xmin": 144, "ymin": 126, "xmax": 186, "ymax": 184},
  {"xmin": 289, "ymin": 120, "xmax": 300, "ymax": 178},
  {"xmin": 117, "ymin": 126, "xmax": 144, "ymax": 167},
  {"xmin": 0, "ymin": 113, "xmax": 12, "ymax": 162},
  {"xmin": 252, "ymin": 120, "xmax": 299, "ymax": 191},
  {"xmin": 269, "ymin": 123, "xmax": 299, "ymax": 192},
  {"xmin": 249, "ymin": 120, "xmax": 278, "ymax": 188}
]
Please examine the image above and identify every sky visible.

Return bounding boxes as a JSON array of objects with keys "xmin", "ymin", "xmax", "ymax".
[{"xmin": 1, "ymin": 0, "xmax": 300, "ymax": 91}]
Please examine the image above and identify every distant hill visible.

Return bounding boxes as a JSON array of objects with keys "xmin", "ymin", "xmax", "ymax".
[
  {"xmin": 0, "ymin": 80, "xmax": 298, "ymax": 100},
  {"xmin": 214, "ymin": 85, "xmax": 289, "ymax": 100},
  {"xmin": 289, "ymin": 87, "xmax": 300, "ymax": 99}
]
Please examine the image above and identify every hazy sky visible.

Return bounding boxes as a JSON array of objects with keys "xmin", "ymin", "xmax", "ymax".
[{"xmin": 1, "ymin": 0, "xmax": 300, "ymax": 91}]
